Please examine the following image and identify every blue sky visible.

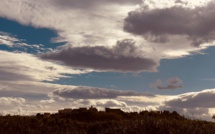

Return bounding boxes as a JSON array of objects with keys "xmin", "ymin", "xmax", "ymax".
[{"xmin": 1, "ymin": 0, "xmax": 215, "ymax": 121}]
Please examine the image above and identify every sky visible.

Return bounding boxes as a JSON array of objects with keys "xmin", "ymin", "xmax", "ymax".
[{"xmin": 1, "ymin": 0, "xmax": 215, "ymax": 121}]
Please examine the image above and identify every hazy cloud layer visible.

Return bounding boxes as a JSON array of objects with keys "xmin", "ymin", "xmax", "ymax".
[
  {"xmin": 151, "ymin": 77, "xmax": 183, "ymax": 90},
  {"xmin": 0, "ymin": 50, "xmax": 89, "ymax": 82},
  {"xmin": 41, "ymin": 39, "xmax": 159, "ymax": 72},
  {"xmin": 51, "ymin": 0, "xmax": 142, "ymax": 9},
  {"xmin": 124, "ymin": 1, "xmax": 215, "ymax": 46},
  {"xmin": 52, "ymin": 86, "xmax": 152, "ymax": 99}
]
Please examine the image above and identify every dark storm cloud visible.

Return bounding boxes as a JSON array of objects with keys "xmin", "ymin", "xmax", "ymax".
[
  {"xmin": 124, "ymin": 1, "xmax": 215, "ymax": 46},
  {"xmin": 164, "ymin": 89, "xmax": 215, "ymax": 108},
  {"xmin": 52, "ymin": 86, "xmax": 152, "ymax": 99},
  {"xmin": 41, "ymin": 39, "xmax": 159, "ymax": 72},
  {"xmin": 151, "ymin": 77, "xmax": 183, "ymax": 90},
  {"xmin": 51, "ymin": 0, "xmax": 142, "ymax": 9}
]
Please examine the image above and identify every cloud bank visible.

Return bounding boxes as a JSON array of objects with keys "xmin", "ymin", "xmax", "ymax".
[
  {"xmin": 164, "ymin": 89, "xmax": 215, "ymax": 108},
  {"xmin": 52, "ymin": 86, "xmax": 153, "ymax": 99},
  {"xmin": 0, "ymin": 80, "xmax": 214, "ymax": 121}
]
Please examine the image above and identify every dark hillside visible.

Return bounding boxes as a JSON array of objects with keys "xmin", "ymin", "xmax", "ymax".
[{"xmin": 0, "ymin": 108, "xmax": 215, "ymax": 134}]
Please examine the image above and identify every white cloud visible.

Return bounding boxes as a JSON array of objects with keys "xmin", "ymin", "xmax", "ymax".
[
  {"xmin": 156, "ymin": 88, "xmax": 215, "ymax": 121},
  {"xmin": 0, "ymin": 50, "xmax": 90, "ymax": 82},
  {"xmin": 164, "ymin": 89, "xmax": 215, "ymax": 108},
  {"xmin": 0, "ymin": 97, "xmax": 25, "ymax": 106},
  {"xmin": 142, "ymin": 0, "xmax": 212, "ymax": 9},
  {"xmin": 0, "ymin": 31, "xmax": 51, "ymax": 53},
  {"xmin": 0, "ymin": 32, "xmax": 20, "ymax": 47}
]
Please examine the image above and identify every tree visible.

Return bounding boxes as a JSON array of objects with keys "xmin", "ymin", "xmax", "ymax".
[{"xmin": 212, "ymin": 115, "xmax": 215, "ymax": 122}]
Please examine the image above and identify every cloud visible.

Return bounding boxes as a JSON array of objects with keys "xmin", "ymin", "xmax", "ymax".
[
  {"xmin": 41, "ymin": 39, "xmax": 159, "ymax": 72},
  {"xmin": 0, "ymin": 80, "xmax": 159, "ymax": 114},
  {"xmin": 95, "ymin": 100, "xmax": 127, "ymax": 107},
  {"xmin": 124, "ymin": 1, "xmax": 215, "ymax": 46},
  {"xmin": 52, "ymin": 86, "xmax": 152, "ymax": 99},
  {"xmin": 77, "ymin": 99, "xmax": 128, "ymax": 108},
  {"xmin": 164, "ymin": 89, "xmax": 215, "ymax": 108},
  {"xmin": 0, "ymin": 81, "xmax": 50, "ymax": 100},
  {"xmin": 0, "ymin": 31, "xmax": 50, "ymax": 53},
  {"xmin": 51, "ymin": 0, "xmax": 142, "ymax": 9},
  {"xmin": 0, "ymin": 80, "xmax": 158, "ymax": 114},
  {"xmin": 151, "ymin": 77, "xmax": 183, "ymax": 90},
  {"xmin": 0, "ymin": 0, "xmax": 138, "ymax": 47},
  {"xmin": 0, "ymin": 97, "xmax": 26, "ymax": 113},
  {"xmin": 0, "ymin": 80, "xmax": 214, "ymax": 121},
  {"xmin": 0, "ymin": 50, "xmax": 90, "ymax": 82},
  {"xmin": 0, "ymin": 32, "xmax": 20, "ymax": 47},
  {"xmin": 157, "ymin": 89, "xmax": 215, "ymax": 121},
  {"xmin": 0, "ymin": 97, "xmax": 25, "ymax": 106}
]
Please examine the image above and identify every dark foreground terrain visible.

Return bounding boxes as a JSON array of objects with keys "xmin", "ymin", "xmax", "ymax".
[{"xmin": 1, "ymin": 109, "xmax": 215, "ymax": 134}]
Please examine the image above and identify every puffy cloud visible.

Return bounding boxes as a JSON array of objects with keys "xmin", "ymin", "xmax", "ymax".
[
  {"xmin": 151, "ymin": 77, "xmax": 183, "ymax": 90},
  {"xmin": 0, "ymin": 97, "xmax": 27, "ymax": 114},
  {"xmin": 0, "ymin": 97, "xmax": 25, "ymax": 106},
  {"xmin": 124, "ymin": 1, "xmax": 215, "ymax": 46},
  {"xmin": 77, "ymin": 99, "xmax": 128, "ymax": 108},
  {"xmin": 95, "ymin": 100, "xmax": 127, "ymax": 107},
  {"xmin": 41, "ymin": 39, "xmax": 159, "ymax": 72},
  {"xmin": 164, "ymin": 89, "xmax": 215, "ymax": 108},
  {"xmin": 52, "ymin": 86, "xmax": 151, "ymax": 99},
  {"xmin": 158, "ymin": 89, "xmax": 215, "ymax": 121}
]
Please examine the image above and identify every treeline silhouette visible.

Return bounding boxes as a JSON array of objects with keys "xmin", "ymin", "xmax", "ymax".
[{"xmin": 0, "ymin": 107, "xmax": 215, "ymax": 134}]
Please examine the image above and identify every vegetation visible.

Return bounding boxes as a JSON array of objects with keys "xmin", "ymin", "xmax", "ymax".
[{"xmin": 0, "ymin": 108, "xmax": 215, "ymax": 134}]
